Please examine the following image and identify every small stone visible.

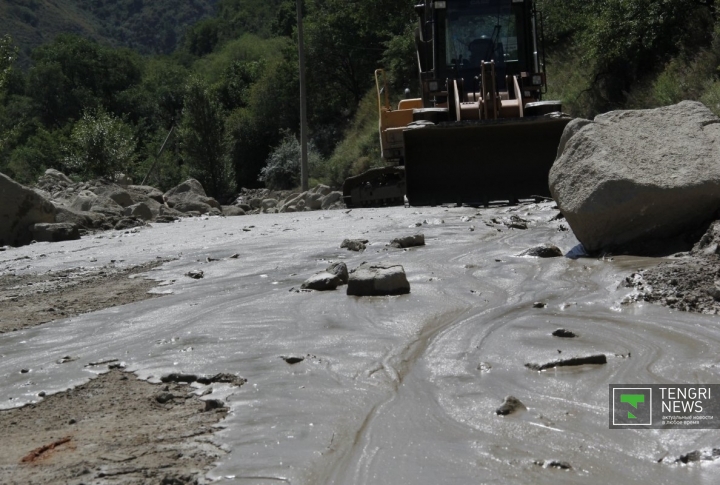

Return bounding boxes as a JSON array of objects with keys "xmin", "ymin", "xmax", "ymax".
[
  {"xmin": 155, "ymin": 392, "xmax": 174, "ymax": 404},
  {"xmin": 20, "ymin": 369, "xmax": 29, "ymax": 374},
  {"xmin": 282, "ymin": 356, "xmax": 304, "ymax": 365},
  {"xmin": 301, "ymin": 272, "xmax": 341, "ymax": 291},
  {"xmin": 390, "ymin": 234, "xmax": 425, "ymax": 248},
  {"xmin": 185, "ymin": 270, "xmax": 204, "ymax": 279},
  {"xmin": 68, "ymin": 418, "xmax": 76, "ymax": 425},
  {"xmin": 38, "ymin": 391, "xmax": 46, "ymax": 397},
  {"xmin": 326, "ymin": 262, "xmax": 349, "ymax": 284},
  {"xmin": 203, "ymin": 399, "xmax": 224, "ymax": 412},
  {"xmin": 496, "ymin": 396, "xmax": 525, "ymax": 416},
  {"xmin": 552, "ymin": 328, "xmax": 578, "ymax": 338},
  {"xmin": 520, "ymin": 244, "xmax": 563, "ymax": 258},
  {"xmin": 341, "ymin": 239, "xmax": 368, "ymax": 251},
  {"xmin": 533, "ymin": 302, "xmax": 547, "ymax": 308}
]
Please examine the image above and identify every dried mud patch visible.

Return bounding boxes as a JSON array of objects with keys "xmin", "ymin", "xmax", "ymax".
[
  {"xmin": 0, "ymin": 260, "xmax": 170, "ymax": 333},
  {"xmin": 0, "ymin": 369, "xmax": 229, "ymax": 484},
  {"xmin": 625, "ymin": 255, "xmax": 720, "ymax": 314}
]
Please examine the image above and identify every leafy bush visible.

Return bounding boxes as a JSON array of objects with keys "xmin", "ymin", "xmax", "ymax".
[
  {"xmin": 64, "ymin": 108, "xmax": 136, "ymax": 179},
  {"xmin": 259, "ymin": 130, "xmax": 322, "ymax": 190}
]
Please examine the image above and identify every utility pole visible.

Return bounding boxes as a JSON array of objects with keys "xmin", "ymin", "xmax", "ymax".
[{"xmin": 296, "ymin": 0, "xmax": 309, "ymax": 191}]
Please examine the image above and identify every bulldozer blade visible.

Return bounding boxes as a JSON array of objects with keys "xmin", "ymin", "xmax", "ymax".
[{"xmin": 403, "ymin": 114, "xmax": 572, "ymax": 206}]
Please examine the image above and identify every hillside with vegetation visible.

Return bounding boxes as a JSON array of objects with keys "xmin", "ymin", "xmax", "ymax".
[
  {"xmin": 0, "ymin": 0, "xmax": 217, "ymax": 62},
  {"xmin": 1, "ymin": 0, "xmax": 719, "ymax": 200}
]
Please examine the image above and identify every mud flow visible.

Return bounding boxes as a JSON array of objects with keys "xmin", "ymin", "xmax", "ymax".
[{"xmin": 0, "ymin": 205, "xmax": 718, "ymax": 484}]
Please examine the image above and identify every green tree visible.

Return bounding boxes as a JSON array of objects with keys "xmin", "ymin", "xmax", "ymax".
[
  {"xmin": 259, "ymin": 130, "xmax": 322, "ymax": 189},
  {"xmin": 179, "ymin": 77, "xmax": 233, "ymax": 198},
  {"xmin": 0, "ymin": 35, "xmax": 19, "ymax": 92},
  {"xmin": 65, "ymin": 108, "xmax": 137, "ymax": 179}
]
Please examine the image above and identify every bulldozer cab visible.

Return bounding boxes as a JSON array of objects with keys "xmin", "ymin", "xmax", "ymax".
[{"xmin": 418, "ymin": 0, "xmax": 542, "ymax": 106}]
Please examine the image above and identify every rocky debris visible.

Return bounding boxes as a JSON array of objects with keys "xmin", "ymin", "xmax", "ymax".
[
  {"xmin": 185, "ymin": 270, "xmax": 204, "ymax": 279},
  {"xmin": 341, "ymin": 239, "xmax": 368, "ymax": 251},
  {"xmin": 30, "ymin": 223, "xmax": 80, "ymax": 243},
  {"xmin": 114, "ymin": 217, "xmax": 145, "ymax": 231},
  {"xmin": 390, "ymin": 234, "xmax": 425, "ymax": 248},
  {"xmin": 526, "ymin": 354, "xmax": 607, "ymax": 371},
  {"xmin": 665, "ymin": 448, "xmax": 720, "ymax": 464},
  {"xmin": 505, "ymin": 215, "xmax": 528, "ymax": 230},
  {"xmin": 164, "ymin": 179, "xmax": 221, "ymax": 215},
  {"xmin": 301, "ymin": 272, "xmax": 341, "ymax": 291},
  {"xmin": 520, "ymin": 244, "xmax": 563, "ymax": 258},
  {"xmin": 552, "ymin": 329, "xmax": 578, "ymax": 338},
  {"xmin": 550, "ymin": 101, "xmax": 720, "ymax": 254},
  {"xmin": 236, "ymin": 185, "xmax": 345, "ymax": 214},
  {"xmin": 92, "ymin": 184, "xmax": 134, "ymax": 208},
  {"xmin": 326, "ymin": 262, "xmax": 349, "ymax": 284},
  {"xmin": 124, "ymin": 202, "xmax": 153, "ymax": 221},
  {"xmin": 532, "ymin": 302, "xmax": 547, "ymax": 308},
  {"xmin": 155, "ymin": 392, "xmax": 174, "ymax": 404},
  {"xmin": 0, "ymin": 172, "xmax": 56, "ymax": 247},
  {"xmin": 347, "ymin": 262, "xmax": 410, "ymax": 296},
  {"xmin": 495, "ymin": 396, "xmax": 525, "ymax": 416},
  {"xmin": 126, "ymin": 185, "xmax": 164, "ymax": 204},
  {"xmin": 282, "ymin": 356, "xmax": 304, "ymax": 365},
  {"xmin": 534, "ymin": 460, "xmax": 572, "ymax": 470},
  {"xmin": 160, "ymin": 373, "xmax": 246, "ymax": 387},
  {"xmin": 626, "ymin": 221, "xmax": 720, "ymax": 314},
  {"xmin": 203, "ymin": 399, "xmax": 225, "ymax": 412},
  {"xmin": 222, "ymin": 205, "xmax": 246, "ymax": 216}
]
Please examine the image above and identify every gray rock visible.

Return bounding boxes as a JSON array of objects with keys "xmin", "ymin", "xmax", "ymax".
[
  {"xmin": 164, "ymin": 179, "xmax": 220, "ymax": 213},
  {"xmin": 307, "ymin": 193, "xmax": 323, "ymax": 210},
  {"xmin": 692, "ymin": 220, "xmax": 720, "ymax": 256},
  {"xmin": 301, "ymin": 272, "xmax": 341, "ymax": 291},
  {"xmin": 90, "ymin": 197, "xmax": 125, "ymax": 217},
  {"xmin": 92, "ymin": 184, "xmax": 134, "ymax": 208},
  {"xmin": 390, "ymin": 234, "xmax": 425, "ymax": 248},
  {"xmin": 114, "ymin": 173, "xmax": 133, "ymax": 186},
  {"xmin": 496, "ymin": 395, "xmax": 525, "ymax": 416},
  {"xmin": 54, "ymin": 206, "xmax": 106, "ymax": 229},
  {"xmin": 186, "ymin": 270, "xmax": 204, "ymax": 279},
  {"xmin": 341, "ymin": 239, "xmax": 368, "ymax": 251},
  {"xmin": 30, "ymin": 223, "xmax": 80, "ymax": 242},
  {"xmin": 550, "ymin": 101, "xmax": 720, "ymax": 253},
  {"xmin": 222, "ymin": 206, "xmax": 246, "ymax": 216},
  {"xmin": 114, "ymin": 218, "xmax": 144, "ymax": 230},
  {"xmin": 127, "ymin": 185, "xmax": 164, "ymax": 204},
  {"xmin": 313, "ymin": 184, "xmax": 332, "ymax": 196},
  {"xmin": 0, "ymin": 172, "xmax": 56, "ymax": 247},
  {"xmin": 43, "ymin": 168, "xmax": 73, "ymax": 185},
  {"xmin": 326, "ymin": 262, "xmax": 349, "ymax": 284},
  {"xmin": 248, "ymin": 198, "xmax": 263, "ymax": 209},
  {"xmin": 321, "ymin": 191, "xmax": 342, "ymax": 210},
  {"xmin": 347, "ymin": 263, "xmax": 410, "ymax": 296},
  {"xmin": 519, "ymin": 244, "xmax": 563, "ymax": 258},
  {"xmin": 164, "ymin": 178, "xmax": 206, "ymax": 199},
  {"xmin": 238, "ymin": 203, "xmax": 252, "ymax": 212},
  {"xmin": 124, "ymin": 202, "xmax": 153, "ymax": 221},
  {"xmin": 261, "ymin": 199, "xmax": 278, "ymax": 210}
]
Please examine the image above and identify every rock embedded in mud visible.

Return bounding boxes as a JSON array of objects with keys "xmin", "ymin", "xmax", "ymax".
[
  {"xmin": 520, "ymin": 244, "xmax": 563, "ymax": 258},
  {"xmin": 525, "ymin": 354, "xmax": 607, "ymax": 371},
  {"xmin": 326, "ymin": 262, "xmax": 349, "ymax": 284},
  {"xmin": 495, "ymin": 395, "xmax": 525, "ymax": 416},
  {"xmin": 390, "ymin": 234, "xmax": 425, "ymax": 249},
  {"xmin": 550, "ymin": 101, "xmax": 720, "ymax": 253},
  {"xmin": 301, "ymin": 272, "xmax": 341, "ymax": 291},
  {"xmin": 30, "ymin": 222, "xmax": 80, "ymax": 243},
  {"xmin": 155, "ymin": 392, "xmax": 174, "ymax": 404},
  {"xmin": 341, "ymin": 238, "xmax": 368, "ymax": 251},
  {"xmin": 185, "ymin": 270, "xmax": 204, "ymax": 280},
  {"xmin": 552, "ymin": 328, "xmax": 578, "ymax": 338},
  {"xmin": 533, "ymin": 302, "xmax": 547, "ymax": 308},
  {"xmin": 535, "ymin": 460, "xmax": 572, "ymax": 470},
  {"xmin": 282, "ymin": 356, "xmax": 304, "ymax": 365},
  {"xmin": 347, "ymin": 263, "xmax": 410, "ymax": 296}
]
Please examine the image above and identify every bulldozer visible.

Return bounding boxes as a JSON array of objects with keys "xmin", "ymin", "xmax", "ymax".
[{"xmin": 342, "ymin": 0, "xmax": 571, "ymax": 207}]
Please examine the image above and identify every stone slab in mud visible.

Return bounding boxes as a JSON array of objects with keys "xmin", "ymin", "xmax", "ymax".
[{"xmin": 0, "ymin": 205, "xmax": 719, "ymax": 484}]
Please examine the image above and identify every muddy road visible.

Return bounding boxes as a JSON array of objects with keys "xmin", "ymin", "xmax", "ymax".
[{"xmin": 1, "ymin": 203, "xmax": 718, "ymax": 484}]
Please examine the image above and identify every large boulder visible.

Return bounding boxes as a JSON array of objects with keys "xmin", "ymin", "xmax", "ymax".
[
  {"xmin": 30, "ymin": 222, "xmax": 80, "ymax": 243},
  {"xmin": 126, "ymin": 185, "xmax": 164, "ymax": 204},
  {"xmin": 347, "ymin": 262, "xmax": 410, "ymax": 296},
  {"xmin": 0, "ymin": 172, "xmax": 56, "ymax": 246},
  {"xmin": 550, "ymin": 101, "xmax": 720, "ymax": 252},
  {"xmin": 164, "ymin": 179, "xmax": 220, "ymax": 214}
]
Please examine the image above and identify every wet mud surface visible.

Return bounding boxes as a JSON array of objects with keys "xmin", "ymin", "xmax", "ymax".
[
  {"xmin": 0, "ymin": 369, "xmax": 230, "ymax": 485},
  {"xmin": 0, "ymin": 260, "xmax": 167, "ymax": 333},
  {"xmin": 0, "ymin": 206, "xmax": 719, "ymax": 484}
]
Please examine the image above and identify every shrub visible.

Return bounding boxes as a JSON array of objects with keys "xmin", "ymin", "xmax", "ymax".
[
  {"xmin": 64, "ymin": 109, "xmax": 136, "ymax": 179},
  {"xmin": 258, "ymin": 130, "xmax": 322, "ymax": 190}
]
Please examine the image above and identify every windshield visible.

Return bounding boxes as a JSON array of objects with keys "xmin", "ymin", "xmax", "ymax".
[{"xmin": 445, "ymin": 0, "xmax": 518, "ymax": 68}]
